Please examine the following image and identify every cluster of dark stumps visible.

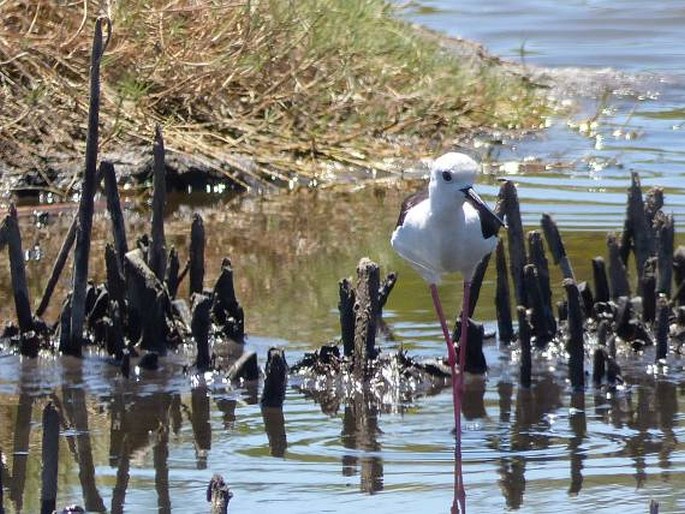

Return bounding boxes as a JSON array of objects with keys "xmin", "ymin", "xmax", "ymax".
[
  {"xmin": 492, "ymin": 170, "xmax": 682, "ymax": 392},
  {"xmin": 0, "ymin": 17, "xmax": 280, "ymax": 514},
  {"xmin": 0, "ymin": 129, "xmax": 289, "ymax": 514},
  {"xmin": 297, "ymin": 169, "xmax": 683, "ymax": 400}
]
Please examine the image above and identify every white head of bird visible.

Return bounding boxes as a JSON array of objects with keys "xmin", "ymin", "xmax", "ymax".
[
  {"xmin": 391, "ymin": 151, "xmax": 503, "ymax": 285},
  {"xmin": 428, "ymin": 152, "xmax": 478, "ymax": 204}
]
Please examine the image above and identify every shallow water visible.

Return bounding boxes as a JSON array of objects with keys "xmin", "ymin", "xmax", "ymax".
[
  {"xmin": 406, "ymin": 0, "xmax": 685, "ymax": 230},
  {"xmin": 2, "ymin": 3, "xmax": 685, "ymax": 513}
]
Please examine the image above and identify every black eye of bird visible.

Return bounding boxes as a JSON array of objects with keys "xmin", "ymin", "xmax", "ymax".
[{"xmin": 442, "ymin": 171, "xmax": 452, "ymax": 182}]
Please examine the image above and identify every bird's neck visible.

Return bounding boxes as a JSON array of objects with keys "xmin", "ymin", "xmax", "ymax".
[{"xmin": 429, "ymin": 192, "xmax": 464, "ymax": 218}]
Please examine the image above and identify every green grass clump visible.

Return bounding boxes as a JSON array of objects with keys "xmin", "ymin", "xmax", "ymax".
[{"xmin": 0, "ymin": 0, "xmax": 547, "ymax": 189}]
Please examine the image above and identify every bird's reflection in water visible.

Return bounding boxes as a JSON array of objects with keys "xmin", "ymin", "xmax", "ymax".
[{"xmin": 451, "ymin": 375, "xmax": 487, "ymax": 513}]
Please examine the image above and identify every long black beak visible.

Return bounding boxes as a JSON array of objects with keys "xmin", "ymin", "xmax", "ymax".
[{"xmin": 461, "ymin": 186, "xmax": 506, "ymax": 239}]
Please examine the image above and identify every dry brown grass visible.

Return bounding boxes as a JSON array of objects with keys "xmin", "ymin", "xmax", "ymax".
[{"xmin": 0, "ymin": 0, "xmax": 547, "ymax": 191}]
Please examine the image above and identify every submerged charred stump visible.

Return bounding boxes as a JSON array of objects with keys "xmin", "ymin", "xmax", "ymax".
[
  {"xmin": 102, "ymin": 161, "xmax": 128, "ymax": 271},
  {"xmin": 120, "ymin": 349, "xmax": 131, "ymax": 378},
  {"xmin": 56, "ymin": 507, "xmax": 86, "ymax": 514},
  {"xmin": 528, "ymin": 231, "xmax": 555, "ymax": 328},
  {"xmin": 468, "ymin": 253, "xmax": 492, "ymax": 318},
  {"xmin": 591, "ymin": 257, "xmax": 611, "ymax": 304},
  {"xmin": 592, "ymin": 323, "xmax": 622, "ymax": 386},
  {"xmin": 640, "ymin": 258, "xmax": 657, "ymax": 324},
  {"xmin": 564, "ymin": 279, "xmax": 585, "ymax": 391},
  {"xmin": 340, "ymin": 266, "xmax": 395, "ymax": 359},
  {"xmin": 70, "ymin": 19, "xmax": 110, "ymax": 356},
  {"xmin": 335, "ymin": 258, "xmax": 394, "ymax": 376},
  {"xmin": 226, "ymin": 351, "xmax": 259, "ymax": 382},
  {"xmin": 523, "ymin": 264, "xmax": 555, "ymax": 347},
  {"xmin": 541, "ymin": 213, "xmax": 575, "ymax": 281},
  {"xmin": 58, "ymin": 296, "xmax": 73, "ymax": 354},
  {"xmin": 85, "ymin": 283, "xmax": 99, "ymax": 320},
  {"xmin": 0, "ymin": 205, "xmax": 33, "ymax": 338},
  {"xmin": 655, "ymin": 294, "xmax": 669, "ymax": 362},
  {"xmin": 339, "ymin": 278, "xmax": 356, "ymax": 357},
  {"xmin": 124, "ymin": 248, "xmax": 173, "ymax": 355},
  {"xmin": 136, "ymin": 233, "xmax": 150, "ymax": 260},
  {"xmin": 297, "ymin": 258, "xmax": 453, "ymax": 405},
  {"xmin": 378, "ymin": 271, "xmax": 398, "ymax": 314},
  {"xmin": 645, "ymin": 187, "xmax": 664, "ymax": 229},
  {"xmin": 105, "ymin": 244, "xmax": 126, "ymax": 308},
  {"xmin": 166, "ymin": 247, "xmax": 181, "ymax": 299},
  {"xmin": 454, "ymin": 318, "xmax": 487, "ymax": 374},
  {"xmin": 353, "ymin": 258, "xmax": 380, "ymax": 375},
  {"xmin": 190, "ymin": 214, "xmax": 205, "ymax": 296},
  {"xmin": 614, "ymin": 296, "xmax": 654, "ymax": 349},
  {"xmin": 654, "ymin": 211, "xmax": 674, "ymax": 296},
  {"xmin": 211, "ymin": 258, "xmax": 244, "ymax": 343},
  {"xmin": 191, "ymin": 294, "xmax": 212, "ymax": 372},
  {"xmin": 495, "ymin": 239, "xmax": 514, "ymax": 343},
  {"xmin": 607, "ymin": 233, "xmax": 631, "ymax": 300},
  {"xmin": 577, "ymin": 282, "xmax": 594, "ymax": 320},
  {"xmin": 596, "ymin": 319, "xmax": 611, "ymax": 347},
  {"xmin": 622, "ymin": 171, "xmax": 654, "ymax": 282},
  {"xmin": 207, "ymin": 474, "xmax": 233, "ymax": 514},
  {"xmin": 35, "ymin": 210, "xmax": 77, "ymax": 319},
  {"xmin": 149, "ymin": 125, "xmax": 167, "ymax": 282},
  {"xmin": 290, "ymin": 343, "xmax": 342, "ymax": 377},
  {"xmin": 497, "ymin": 180, "xmax": 526, "ymax": 305},
  {"xmin": 614, "ymin": 296, "xmax": 632, "ymax": 342},
  {"xmin": 261, "ymin": 347, "xmax": 288, "ymax": 408},
  {"xmin": 673, "ymin": 246, "xmax": 685, "ymax": 306},
  {"xmin": 592, "ymin": 347, "xmax": 607, "ymax": 387},
  {"xmin": 86, "ymin": 286, "xmax": 109, "ymax": 340},
  {"xmin": 107, "ymin": 300, "xmax": 125, "ymax": 360}
]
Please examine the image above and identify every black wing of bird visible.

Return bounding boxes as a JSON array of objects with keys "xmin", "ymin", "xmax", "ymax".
[
  {"xmin": 462, "ymin": 187, "xmax": 506, "ymax": 239},
  {"xmin": 396, "ymin": 188, "xmax": 429, "ymax": 227}
]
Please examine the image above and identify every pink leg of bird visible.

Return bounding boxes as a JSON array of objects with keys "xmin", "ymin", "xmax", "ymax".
[
  {"xmin": 429, "ymin": 284, "xmax": 466, "ymax": 513},
  {"xmin": 429, "ymin": 284, "xmax": 460, "ymax": 426}
]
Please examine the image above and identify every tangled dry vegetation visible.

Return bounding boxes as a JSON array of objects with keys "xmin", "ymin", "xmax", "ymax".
[{"xmin": 0, "ymin": 0, "xmax": 547, "ymax": 192}]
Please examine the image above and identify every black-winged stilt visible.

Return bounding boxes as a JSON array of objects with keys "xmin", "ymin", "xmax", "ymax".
[{"xmin": 391, "ymin": 152, "xmax": 504, "ymax": 512}]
